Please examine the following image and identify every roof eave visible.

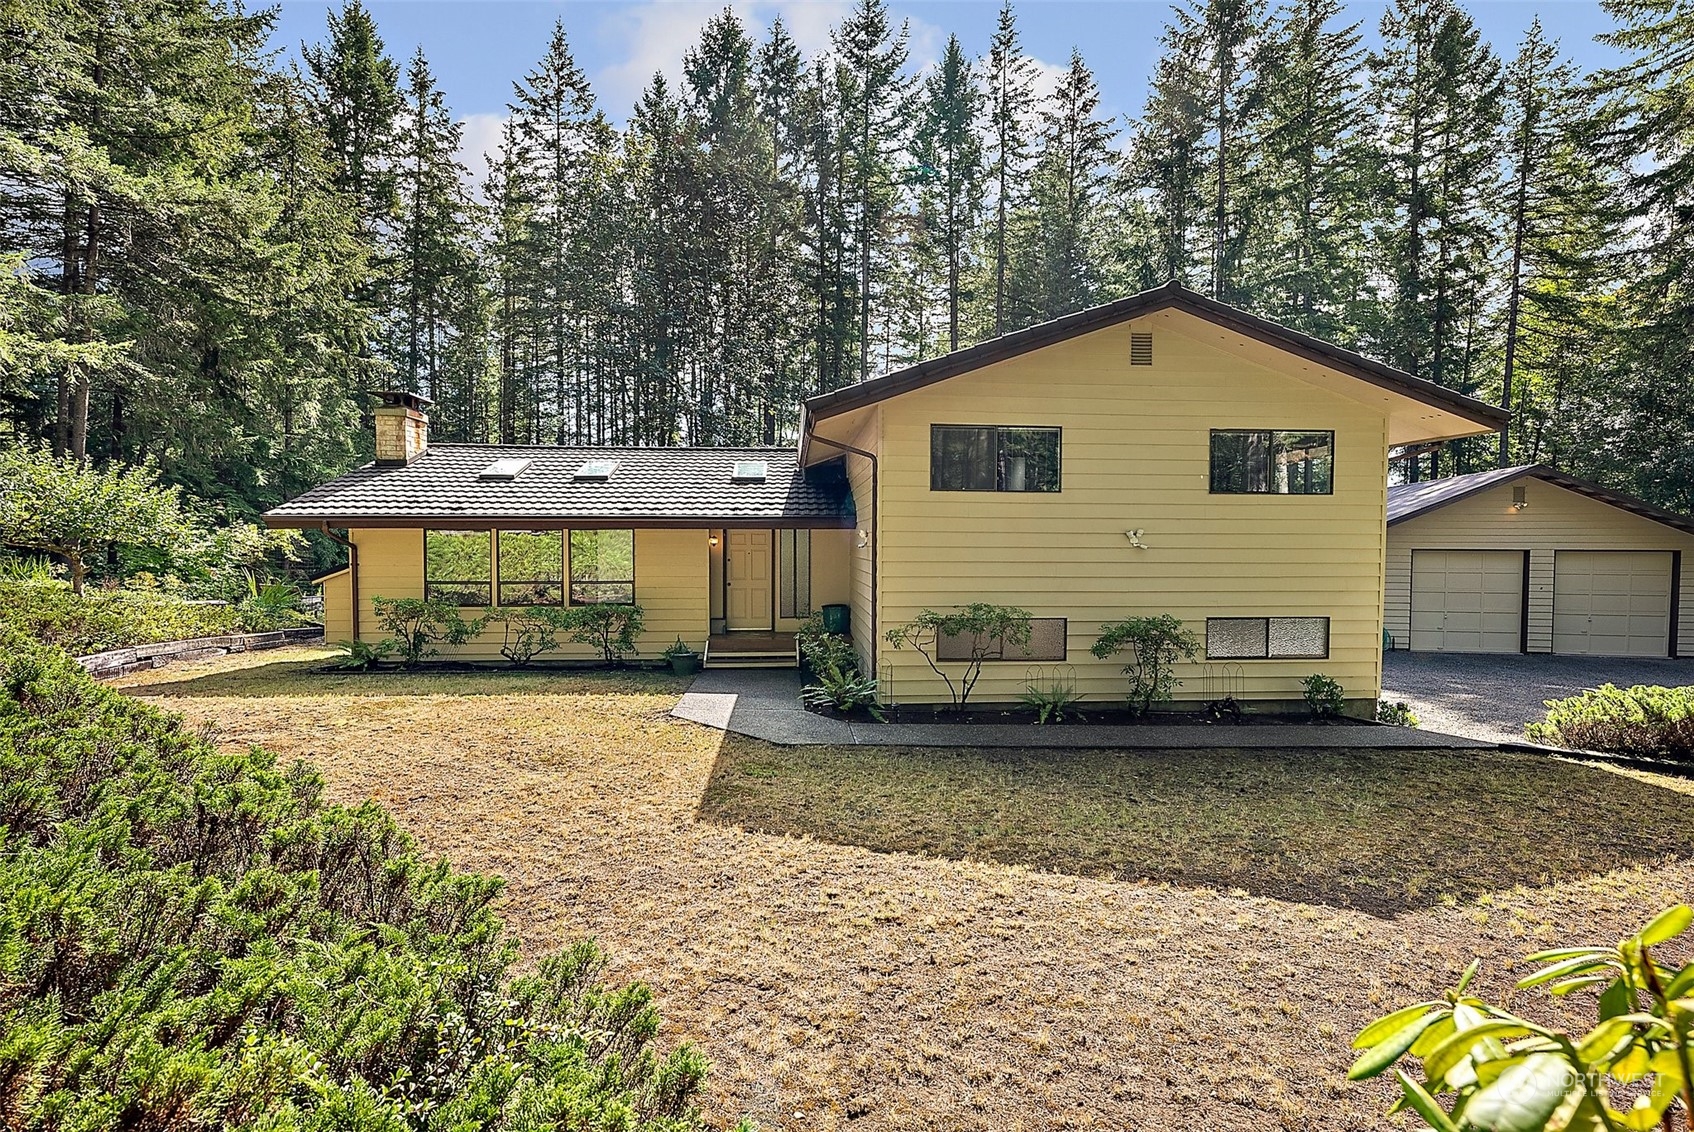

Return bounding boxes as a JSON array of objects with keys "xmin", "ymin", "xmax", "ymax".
[
  {"xmin": 801, "ymin": 281, "xmax": 1510, "ymax": 434},
  {"xmin": 264, "ymin": 514, "xmax": 855, "ymax": 531}
]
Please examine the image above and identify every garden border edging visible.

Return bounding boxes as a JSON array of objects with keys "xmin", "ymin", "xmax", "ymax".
[{"xmin": 79, "ymin": 627, "xmax": 325, "ymax": 679}]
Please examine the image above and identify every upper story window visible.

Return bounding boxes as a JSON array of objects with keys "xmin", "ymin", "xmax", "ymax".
[
  {"xmin": 1210, "ymin": 430, "xmax": 1334, "ymax": 495},
  {"xmin": 931, "ymin": 425, "xmax": 1061, "ymax": 492}
]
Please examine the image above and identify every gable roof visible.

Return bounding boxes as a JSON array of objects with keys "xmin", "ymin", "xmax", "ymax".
[
  {"xmin": 802, "ymin": 279, "xmax": 1509, "ymax": 434},
  {"xmin": 1388, "ymin": 464, "xmax": 1694, "ymax": 537},
  {"xmin": 263, "ymin": 445, "xmax": 850, "ymax": 529}
]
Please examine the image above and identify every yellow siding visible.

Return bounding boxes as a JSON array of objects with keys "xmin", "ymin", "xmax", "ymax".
[
  {"xmin": 343, "ymin": 526, "xmax": 709, "ymax": 661},
  {"xmin": 810, "ymin": 528, "xmax": 853, "ymax": 611},
  {"xmin": 318, "ymin": 570, "xmax": 351, "ymax": 642},
  {"xmin": 1386, "ymin": 478, "xmax": 1694, "ymax": 655},
  {"xmin": 857, "ymin": 316, "xmax": 1390, "ymax": 707}
]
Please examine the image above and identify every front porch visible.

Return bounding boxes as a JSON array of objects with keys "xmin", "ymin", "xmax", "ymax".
[{"xmin": 704, "ymin": 631, "xmax": 799, "ymax": 669}]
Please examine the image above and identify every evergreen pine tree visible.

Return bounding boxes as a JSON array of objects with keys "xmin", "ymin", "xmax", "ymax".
[{"xmin": 913, "ymin": 35, "xmax": 984, "ymax": 351}]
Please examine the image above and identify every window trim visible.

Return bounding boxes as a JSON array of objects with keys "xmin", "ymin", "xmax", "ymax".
[
  {"xmin": 423, "ymin": 528, "xmax": 493, "ymax": 607},
  {"xmin": 496, "ymin": 528, "xmax": 565, "ymax": 607},
  {"xmin": 568, "ymin": 528, "xmax": 637, "ymax": 606},
  {"xmin": 1205, "ymin": 616, "xmax": 1331, "ymax": 660},
  {"xmin": 930, "ymin": 424, "xmax": 1063, "ymax": 493},
  {"xmin": 1208, "ymin": 429, "xmax": 1335, "ymax": 495}
]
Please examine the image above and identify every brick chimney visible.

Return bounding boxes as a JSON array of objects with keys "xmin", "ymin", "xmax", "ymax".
[{"xmin": 374, "ymin": 391, "xmax": 430, "ymax": 466}]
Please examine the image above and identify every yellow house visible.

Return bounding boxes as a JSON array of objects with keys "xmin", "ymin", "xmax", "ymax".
[
  {"xmin": 266, "ymin": 282, "xmax": 1507, "ymax": 711},
  {"xmin": 1386, "ymin": 464, "xmax": 1694, "ymax": 658}
]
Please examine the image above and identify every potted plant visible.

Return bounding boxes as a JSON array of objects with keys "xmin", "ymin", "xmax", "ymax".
[{"xmin": 663, "ymin": 636, "xmax": 702, "ymax": 676}]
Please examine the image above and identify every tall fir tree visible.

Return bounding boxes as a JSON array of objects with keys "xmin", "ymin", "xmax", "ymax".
[
  {"xmin": 980, "ymin": 0, "xmax": 1037, "ymax": 336},
  {"xmin": 913, "ymin": 34, "xmax": 984, "ymax": 352}
]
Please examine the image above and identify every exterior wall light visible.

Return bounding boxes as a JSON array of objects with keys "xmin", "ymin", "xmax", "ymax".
[
  {"xmin": 1512, "ymin": 486, "xmax": 1528, "ymax": 511},
  {"xmin": 709, "ymin": 534, "xmax": 720, "ymax": 546},
  {"xmin": 1125, "ymin": 529, "xmax": 1148, "ymax": 548}
]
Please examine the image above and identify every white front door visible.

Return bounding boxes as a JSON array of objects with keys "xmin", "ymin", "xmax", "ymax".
[
  {"xmin": 725, "ymin": 529, "xmax": 773, "ymax": 630},
  {"xmin": 1410, "ymin": 550, "xmax": 1524, "ymax": 653},
  {"xmin": 1553, "ymin": 550, "xmax": 1673, "ymax": 657}
]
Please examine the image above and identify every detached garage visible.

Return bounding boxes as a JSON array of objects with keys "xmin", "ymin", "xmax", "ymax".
[{"xmin": 1386, "ymin": 465, "xmax": 1694, "ymax": 658}]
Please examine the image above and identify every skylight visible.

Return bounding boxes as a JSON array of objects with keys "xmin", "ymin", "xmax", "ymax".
[
  {"xmin": 575, "ymin": 459, "xmax": 617, "ymax": 481},
  {"xmin": 478, "ymin": 458, "xmax": 531, "ymax": 481},
  {"xmin": 731, "ymin": 459, "xmax": 768, "ymax": 483}
]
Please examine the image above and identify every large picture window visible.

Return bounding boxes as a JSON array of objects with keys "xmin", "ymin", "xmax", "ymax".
[
  {"xmin": 425, "ymin": 530, "xmax": 492, "ymax": 606},
  {"xmin": 1206, "ymin": 616, "xmax": 1330, "ymax": 660},
  {"xmin": 931, "ymin": 425, "xmax": 1061, "ymax": 492},
  {"xmin": 570, "ymin": 529, "xmax": 635, "ymax": 604},
  {"xmin": 1210, "ymin": 430, "xmax": 1334, "ymax": 494},
  {"xmin": 498, "ymin": 529, "xmax": 563, "ymax": 605}
]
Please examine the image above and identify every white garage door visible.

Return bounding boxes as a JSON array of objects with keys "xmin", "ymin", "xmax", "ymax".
[
  {"xmin": 1410, "ymin": 550, "xmax": 1524, "ymax": 653},
  {"xmin": 1553, "ymin": 551, "xmax": 1673, "ymax": 657}
]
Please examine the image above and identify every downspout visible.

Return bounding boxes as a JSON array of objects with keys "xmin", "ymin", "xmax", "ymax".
[
  {"xmin": 320, "ymin": 524, "xmax": 359, "ymax": 641},
  {"xmin": 807, "ymin": 433, "xmax": 878, "ymax": 670}
]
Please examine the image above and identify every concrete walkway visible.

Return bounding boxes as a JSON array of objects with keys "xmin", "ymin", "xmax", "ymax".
[{"xmin": 671, "ymin": 668, "xmax": 1491, "ymax": 748}]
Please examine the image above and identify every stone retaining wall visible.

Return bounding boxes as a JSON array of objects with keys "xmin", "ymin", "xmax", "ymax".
[{"xmin": 78, "ymin": 626, "xmax": 325, "ymax": 679}]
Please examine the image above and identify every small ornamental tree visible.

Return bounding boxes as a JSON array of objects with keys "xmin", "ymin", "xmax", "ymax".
[
  {"xmin": 1090, "ymin": 614, "xmax": 1199, "ymax": 717},
  {"xmin": 566, "ymin": 602, "xmax": 645, "ymax": 665},
  {"xmin": 371, "ymin": 595, "xmax": 488, "ymax": 666},
  {"xmin": 0, "ymin": 442, "xmax": 196, "ymax": 594},
  {"xmin": 499, "ymin": 607, "xmax": 573, "ymax": 665},
  {"xmin": 1348, "ymin": 904, "xmax": 1693, "ymax": 1132},
  {"xmin": 884, "ymin": 603, "xmax": 1033, "ymax": 712}
]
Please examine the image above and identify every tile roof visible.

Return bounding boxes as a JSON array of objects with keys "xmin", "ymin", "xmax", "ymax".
[
  {"xmin": 264, "ymin": 445, "xmax": 851, "ymax": 527},
  {"xmin": 1388, "ymin": 463, "xmax": 1694, "ymax": 536}
]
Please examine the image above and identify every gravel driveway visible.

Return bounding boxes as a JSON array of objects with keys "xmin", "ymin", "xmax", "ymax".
[{"xmin": 1381, "ymin": 651, "xmax": 1694, "ymax": 745}]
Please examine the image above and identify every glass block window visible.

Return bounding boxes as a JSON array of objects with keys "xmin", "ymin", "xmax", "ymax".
[
  {"xmin": 425, "ymin": 530, "xmax": 492, "ymax": 606},
  {"xmin": 1206, "ymin": 616, "xmax": 1330, "ymax": 659},
  {"xmin": 570, "ymin": 529, "xmax": 635, "ymax": 605},
  {"xmin": 779, "ymin": 529, "xmax": 812, "ymax": 619},
  {"xmin": 498, "ymin": 530, "xmax": 563, "ymax": 605},
  {"xmin": 936, "ymin": 617, "xmax": 1067, "ymax": 661},
  {"xmin": 931, "ymin": 425, "xmax": 1061, "ymax": 492},
  {"xmin": 1209, "ymin": 430, "xmax": 1334, "ymax": 494}
]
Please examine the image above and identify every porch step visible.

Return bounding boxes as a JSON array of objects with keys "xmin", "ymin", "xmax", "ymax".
[
  {"xmin": 704, "ymin": 655, "xmax": 797, "ymax": 669},
  {"xmin": 703, "ymin": 643, "xmax": 797, "ymax": 669}
]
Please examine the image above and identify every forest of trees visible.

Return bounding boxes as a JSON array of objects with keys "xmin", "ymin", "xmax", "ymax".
[{"xmin": 4, "ymin": 0, "xmax": 1694, "ymax": 518}]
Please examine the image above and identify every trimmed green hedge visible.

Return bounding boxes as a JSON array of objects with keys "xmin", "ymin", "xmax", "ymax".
[
  {"xmin": 0, "ymin": 627, "xmax": 719, "ymax": 1129},
  {"xmin": 1526, "ymin": 683, "xmax": 1694, "ymax": 764}
]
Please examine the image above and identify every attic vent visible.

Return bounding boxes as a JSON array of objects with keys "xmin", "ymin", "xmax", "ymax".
[
  {"xmin": 575, "ymin": 459, "xmax": 617, "ymax": 481},
  {"xmin": 478, "ymin": 458, "xmax": 531, "ymax": 481},
  {"xmin": 1130, "ymin": 332, "xmax": 1154, "ymax": 366},
  {"xmin": 731, "ymin": 459, "xmax": 768, "ymax": 483}
]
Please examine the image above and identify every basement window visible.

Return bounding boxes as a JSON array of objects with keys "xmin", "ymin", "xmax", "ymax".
[
  {"xmin": 570, "ymin": 529, "xmax": 635, "ymax": 605},
  {"xmin": 1209, "ymin": 430, "xmax": 1334, "ymax": 494},
  {"xmin": 425, "ymin": 530, "xmax": 492, "ymax": 606},
  {"xmin": 936, "ymin": 617, "xmax": 1068, "ymax": 661},
  {"xmin": 478, "ymin": 458, "xmax": 531, "ymax": 481},
  {"xmin": 575, "ymin": 459, "xmax": 617, "ymax": 481},
  {"xmin": 732, "ymin": 459, "xmax": 769, "ymax": 483},
  {"xmin": 1206, "ymin": 617, "xmax": 1329, "ymax": 660},
  {"xmin": 497, "ymin": 529, "xmax": 563, "ymax": 605},
  {"xmin": 931, "ymin": 425, "xmax": 1061, "ymax": 492}
]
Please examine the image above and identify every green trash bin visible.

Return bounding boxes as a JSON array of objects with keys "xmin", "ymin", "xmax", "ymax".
[{"xmin": 821, "ymin": 603, "xmax": 851, "ymax": 636}]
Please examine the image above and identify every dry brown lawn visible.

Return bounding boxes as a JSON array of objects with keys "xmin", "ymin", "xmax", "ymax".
[{"xmin": 116, "ymin": 647, "xmax": 1694, "ymax": 1132}]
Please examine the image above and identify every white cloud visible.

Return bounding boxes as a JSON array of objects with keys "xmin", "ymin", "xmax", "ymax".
[
  {"xmin": 457, "ymin": 111, "xmax": 507, "ymax": 193},
  {"xmin": 588, "ymin": 0, "xmax": 946, "ymax": 122}
]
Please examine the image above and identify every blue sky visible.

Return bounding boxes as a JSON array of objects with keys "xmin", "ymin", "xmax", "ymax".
[{"xmin": 266, "ymin": 0, "xmax": 1627, "ymax": 181}]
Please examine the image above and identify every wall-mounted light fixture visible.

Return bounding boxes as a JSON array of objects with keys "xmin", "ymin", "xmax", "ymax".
[
  {"xmin": 1124, "ymin": 529, "xmax": 1148, "ymax": 548},
  {"xmin": 1511, "ymin": 486, "xmax": 1528, "ymax": 511},
  {"xmin": 709, "ymin": 534, "xmax": 720, "ymax": 547},
  {"xmin": 857, "ymin": 529, "xmax": 871, "ymax": 549}
]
